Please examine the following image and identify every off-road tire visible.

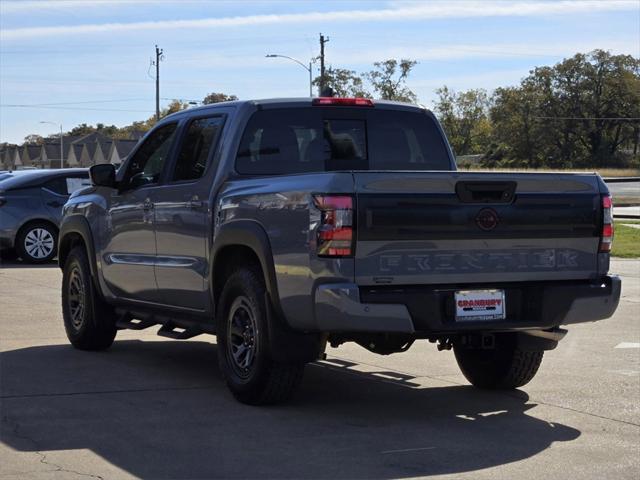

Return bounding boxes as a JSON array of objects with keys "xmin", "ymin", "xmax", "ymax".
[
  {"xmin": 62, "ymin": 246, "xmax": 117, "ymax": 350},
  {"xmin": 454, "ymin": 334, "xmax": 544, "ymax": 389},
  {"xmin": 16, "ymin": 221, "xmax": 58, "ymax": 264},
  {"xmin": 217, "ymin": 266, "xmax": 305, "ymax": 405}
]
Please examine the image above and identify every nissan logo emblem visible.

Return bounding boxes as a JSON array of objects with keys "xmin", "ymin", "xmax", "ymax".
[{"xmin": 476, "ymin": 208, "xmax": 499, "ymax": 231}]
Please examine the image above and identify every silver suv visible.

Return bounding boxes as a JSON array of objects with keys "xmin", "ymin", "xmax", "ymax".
[{"xmin": 0, "ymin": 169, "xmax": 89, "ymax": 263}]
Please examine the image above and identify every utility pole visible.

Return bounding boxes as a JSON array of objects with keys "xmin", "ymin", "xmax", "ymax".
[
  {"xmin": 154, "ymin": 45, "xmax": 164, "ymax": 121},
  {"xmin": 319, "ymin": 33, "xmax": 329, "ymax": 94}
]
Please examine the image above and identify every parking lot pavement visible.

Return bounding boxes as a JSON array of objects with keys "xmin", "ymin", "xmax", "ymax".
[{"xmin": 0, "ymin": 259, "xmax": 638, "ymax": 479}]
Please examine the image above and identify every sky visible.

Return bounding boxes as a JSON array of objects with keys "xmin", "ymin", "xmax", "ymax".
[{"xmin": 1, "ymin": 0, "xmax": 639, "ymax": 144}]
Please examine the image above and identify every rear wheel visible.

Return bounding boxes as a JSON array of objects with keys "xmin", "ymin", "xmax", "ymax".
[
  {"xmin": 217, "ymin": 266, "xmax": 305, "ymax": 405},
  {"xmin": 16, "ymin": 222, "xmax": 57, "ymax": 264},
  {"xmin": 454, "ymin": 334, "xmax": 544, "ymax": 389},
  {"xmin": 62, "ymin": 246, "xmax": 117, "ymax": 350}
]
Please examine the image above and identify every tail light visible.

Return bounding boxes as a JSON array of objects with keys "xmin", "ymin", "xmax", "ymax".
[
  {"xmin": 599, "ymin": 194, "xmax": 614, "ymax": 253},
  {"xmin": 312, "ymin": 97, "xmax": 374, "ymax": 107},
  {"xmin": 313, "ymin": 194, "xmax": 354, "ymax": 257}
]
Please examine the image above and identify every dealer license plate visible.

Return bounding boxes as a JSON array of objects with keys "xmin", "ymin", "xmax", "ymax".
[{"xmin": 455, "ymin": 289, "xmax": 505, "ymax": 321}]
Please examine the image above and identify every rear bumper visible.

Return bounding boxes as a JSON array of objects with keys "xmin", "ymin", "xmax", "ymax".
[{"xmin": 313, "ymin": 276, "xmax": 621, "ymax": 334}]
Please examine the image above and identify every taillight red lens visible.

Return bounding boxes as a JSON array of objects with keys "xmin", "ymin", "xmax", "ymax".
[
  {"xmin": 313, "ymin": 195, "xmax": 354, "ymax": 257},
  {"xmin": 599, "ymin": 194, "xmax": 614, "ymax": 253},
  {"xmin": 312, "ymin": 97, "xmax": 374, "ymax": 107}
]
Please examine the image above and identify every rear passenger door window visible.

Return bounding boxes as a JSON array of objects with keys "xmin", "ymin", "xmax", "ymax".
[
  {"xmin": 43, "ymin": 177, "xmax": 68, "ymax": 196},
  {"xmin": 172, "ymin": 116, "xmax": 224, "ymax": 182}
]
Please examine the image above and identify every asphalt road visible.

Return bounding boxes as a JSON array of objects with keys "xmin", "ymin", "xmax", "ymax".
[
  {"xmin": 607, "ymin": 180, "xmax": 640, "ymax": 198},
  {"xmin": 0, "ymin": 259, "xmax": 638, "ymax": 479}
]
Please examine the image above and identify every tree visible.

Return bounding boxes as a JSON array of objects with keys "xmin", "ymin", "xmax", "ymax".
[
  {"xmin": 489, "ymin": 50, "xmax": 640, "ymax": 168},
  {"xmin": 313, "ymin": 67, "xmax": 370, "ymax": 98},
  {"xmin": 68, "ymin": 123, "xmax": 95, "ymax": 136},
  {"xmin": 23, "ymin": 134, "xmax": 44, "ymax": 145},
  {"xmin": 490, "ymin": 82, "xmax": 545, "ymax": 167},
  {"xmin": 365, "ymin": 59, "xmax": 418, "ymax": 102},
  {"xmin": 313, "ymin": 58, "xmax": 418, "ymax": 101},
  {"xmin": 433, "ymin": 87, "xmax": 492, "ymax": 156},
  {"xmin": 68, "ymin": 123, "xmax": 120, "ymax": 137},
  {"xmin": 203, "ymin": 92, "xmax": 238, "ymax": 104}
]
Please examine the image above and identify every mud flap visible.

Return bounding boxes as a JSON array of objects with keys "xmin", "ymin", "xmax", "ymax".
[{"xmin": 264, "ymin": 293, "xmax": 323, "ymax": 363}]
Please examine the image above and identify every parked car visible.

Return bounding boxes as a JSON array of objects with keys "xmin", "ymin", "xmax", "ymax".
[
  {"xmin": 58, "ymin": 98, "xmax": 620, "ymax": 404},
  {"xmin": 0, "ymin": 168, "xmax": 90, "ymax": 263}
]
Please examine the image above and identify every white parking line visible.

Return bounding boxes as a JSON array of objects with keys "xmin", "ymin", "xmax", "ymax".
[{"xmin": 615, "ymin": 342, "xmax": 640, "ymax": 349}]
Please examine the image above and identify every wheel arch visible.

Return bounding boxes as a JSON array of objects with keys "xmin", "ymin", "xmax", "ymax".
[
  {"xmin": 58, "ymin": 215, "xmax": 99, "ymax": 285},
  {"xmin": 210, "ymin": 220, "xmax": 281, "ymax": 318},
  {"xmin": 210, "ymin": 220, "xmax": 322, "ymax": 364}
]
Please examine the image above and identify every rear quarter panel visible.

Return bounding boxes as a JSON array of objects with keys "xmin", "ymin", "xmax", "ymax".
[{"xmin": 215, "ymin": 173, "xmax": 355, "ymax": 330}]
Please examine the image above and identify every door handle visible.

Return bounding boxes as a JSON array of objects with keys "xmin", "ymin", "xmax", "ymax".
[
  {"xmin": 188, "ymin": 196, "xmax": 203, "ymax": 209},
  {"xmin": 143, "ymin": 199, "xmax": 154, "ymax": 211}
]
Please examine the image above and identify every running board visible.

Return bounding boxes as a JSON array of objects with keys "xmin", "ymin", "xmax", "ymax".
[
  {"xmin": 157, "ymin": 323, "xmax": 202, "ymax": 340},
  {"xmin": 115, "ymin": 317, "xmax": 157, "ymax": 331}
]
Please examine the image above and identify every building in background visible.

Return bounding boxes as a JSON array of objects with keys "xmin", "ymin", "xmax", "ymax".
[{"xmin": 0, "ymin": 133, "xmax": 141, "ymax": 170}]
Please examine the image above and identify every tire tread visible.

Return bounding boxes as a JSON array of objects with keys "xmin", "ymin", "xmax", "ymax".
[
  {"xmin": 62, "ymin": 246, "xmax": 116, "ymax": 351},
  {"xmin": 218, "ymin": 265, "xmax": 305, "ymax": 405}
]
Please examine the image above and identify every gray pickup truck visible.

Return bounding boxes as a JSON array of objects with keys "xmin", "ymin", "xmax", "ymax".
[{"xmin": 58, "ymin": 97, "xmax": 621, "ymax": 405}]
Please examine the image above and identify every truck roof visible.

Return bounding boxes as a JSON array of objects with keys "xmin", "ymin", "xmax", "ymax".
[{"xmin": 164, "ymin": 97, "xmax": 429, "ymax": 121}]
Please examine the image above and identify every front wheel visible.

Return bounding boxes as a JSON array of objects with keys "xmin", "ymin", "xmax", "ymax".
[
  {"xmin": 62, "ymin": 246, "xmax": 117, "ymax": 350},
  {"xmin": 217, "ymin": 266, "xmax": 304, "ymax": 405},
  {"xmin": 454, "ymin": 334, "xmax": 544, "ymax": 389}
]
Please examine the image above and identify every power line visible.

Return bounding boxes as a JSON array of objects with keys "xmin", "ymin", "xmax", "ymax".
[
  {"xmin": 0, "ymin": 104, "xmax": 153, "ymax": 113},
  {"xmin": 161, "ymin": 97, "xmax": 201, "ymax": 103},
  {"xmin": 1, "ymin": 98, "xmax": 150, "ymax": 107},
  {"xmin": 535, "ymin": 116, "xmax": 640, "ymax": 121}
]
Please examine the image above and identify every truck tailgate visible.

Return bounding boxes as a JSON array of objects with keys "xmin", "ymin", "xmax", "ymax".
[{"xmin": 354, "ymin": 172, "xmax": 603, "ymax": 286}]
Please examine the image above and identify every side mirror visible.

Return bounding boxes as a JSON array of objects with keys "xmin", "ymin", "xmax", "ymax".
[{"xmin": 89, "ymin": 164, "xmax": 116, "ymax": 188}]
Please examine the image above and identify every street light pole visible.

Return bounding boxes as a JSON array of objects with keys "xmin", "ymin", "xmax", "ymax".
[
  {"xmin": 266, "ymin": 54, "xmax": 314, "ymax": 97},
  {"xmin": 39, "ymin": 121, "xmax": 63, "ymax": 169}
]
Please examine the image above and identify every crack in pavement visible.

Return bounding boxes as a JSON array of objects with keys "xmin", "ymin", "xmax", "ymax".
[
  {"xmin": 1, "ymin": 384, "xmax": 216, "ymax": 400},
  {"xmin": 2, "ymin": 415, "xmax": 104, "ymax": 480}
]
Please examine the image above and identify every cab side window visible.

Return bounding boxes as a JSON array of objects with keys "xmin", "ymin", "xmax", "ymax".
[
  {"xmin": 124, "ymin": 123, "xmax": 177, "ymax": 188},
  {"xmin": 172, "ymin": 116, "xmax": 224, "ymax": 181}
]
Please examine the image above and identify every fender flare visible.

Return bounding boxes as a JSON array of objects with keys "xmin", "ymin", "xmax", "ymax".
[
  {"xmin": 210, "ymin": 221, "xmax": 321, "ymax": 363},
  {"xmin": 58, "ymin": 215, "xmax": 99, "ymax": 284},
  {"xmin": 210, "ymin": 220, "xmax": 282, "ymax": 316}
]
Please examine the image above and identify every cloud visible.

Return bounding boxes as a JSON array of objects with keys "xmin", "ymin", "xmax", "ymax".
[
  {"xmin": 2, "ymin": 1, "xmax": 637, "ymax": 40},
  {"xmin": 0, "ymin": 0, "xmax": 156, "ymax": 12}
]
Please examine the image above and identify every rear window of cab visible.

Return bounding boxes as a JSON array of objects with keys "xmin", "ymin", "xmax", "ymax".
[{"xmin": 235, "ymin": 107, "xmax": 451, "ymax": 174}]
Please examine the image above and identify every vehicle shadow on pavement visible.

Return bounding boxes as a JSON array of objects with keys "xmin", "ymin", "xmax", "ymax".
[
  {"xmin": 0, "ymin": 258, "xmax": 58, "ymax": 269},
  {"xmin": 0, "ymin": 340, "xmax": 581, "ymax": 479}
]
